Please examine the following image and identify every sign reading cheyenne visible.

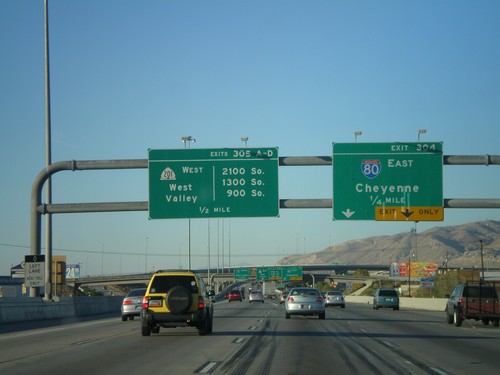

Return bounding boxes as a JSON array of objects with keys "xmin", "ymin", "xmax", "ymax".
[
  {"xmin": 148, "ymin": 148, "xmax": 279, "ymax": 219},
  {"xmin": 333, "ymin": 142, "xmax": 443, "ymax": 221}
]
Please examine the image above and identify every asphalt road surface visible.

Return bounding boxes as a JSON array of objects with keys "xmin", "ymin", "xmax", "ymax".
[{"xmin": 1, "ymin": 300, "xmax": 500, "ymax": 374}]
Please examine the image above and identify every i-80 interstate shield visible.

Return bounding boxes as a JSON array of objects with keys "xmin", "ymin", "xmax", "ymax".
[{"xmin": 361, "ymin": 159, "xmax": 381, "ymax": 179}]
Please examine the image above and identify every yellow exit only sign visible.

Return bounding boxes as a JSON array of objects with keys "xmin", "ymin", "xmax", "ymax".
[{"xmin": 375, "ymin": 206, "xmax": 444, "ymax": 221}]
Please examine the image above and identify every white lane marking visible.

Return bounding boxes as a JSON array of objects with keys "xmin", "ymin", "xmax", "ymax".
[
  {"xmin": 198, "ymin": 361, "xmax": 219, "ymax": 374},
  {"xmin": 383, "ymin": 341, "xmax": 396, "ymax": 348}
]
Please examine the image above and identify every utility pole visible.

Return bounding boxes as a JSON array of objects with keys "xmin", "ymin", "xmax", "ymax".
[
  {"xmin": 480, "ymin": 239, "xmax": 485, "ymax": 282},
  {"xmin": 408, "ymin": 256, "xmax": 411, "ymax": 297}
]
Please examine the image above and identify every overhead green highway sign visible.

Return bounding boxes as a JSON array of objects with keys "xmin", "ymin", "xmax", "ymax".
[
  {"xmin": 148, "ymin": 148, "xmax": 279, "ymax": 219},
  {"xmin": 234, "ymin": 268, "xmax": 250, "ymax": 280},
  {"xmin": 332, "ymin": 142, "xmax": 443, "ymax": 221},
  {"xmin": 255, "ymin": 266, "xmax": 303, "ymax": 281},
  {"xmin": 281, "ymin": 266, "xmax": 303, "ymax": 281},
  {"xmin": 256, "ymin": 267, "xmax": 269, "ymax": 281},
  {"xmin": 268, "ymin": 267, "xmax": 282, "ymax": 281}
]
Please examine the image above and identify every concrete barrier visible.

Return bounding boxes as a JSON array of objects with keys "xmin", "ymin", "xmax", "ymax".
[
  {"xmin": 0, "ymin": 296, "xmax": 123, "ymax": 324},
  {"xmin": 0, "ymin": 295, "xmax": 447, "ymax": 324},
  {"xmin": 346, "ymin": 296, "xmax": 447, "ymax": 311}
]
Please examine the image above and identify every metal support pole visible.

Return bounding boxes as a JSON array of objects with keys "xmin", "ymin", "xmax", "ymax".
[
  {"xmin": 42, "ymin": 0, "xmax": 52, "ymax": 300},
  {"xmin": 408, "ymin": 257, "xmax": 411, "ymax": 297},
  {"xmin": 480, "ymin": 239, "xmax": 485, "ymax": 282}
]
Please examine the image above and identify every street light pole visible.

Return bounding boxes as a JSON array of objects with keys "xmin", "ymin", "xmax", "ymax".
[
  {"xmin": 217, "ymin": 219, "xmax": 220, "ymax": 274},
  {"xmin": 101, "ymin": 244, "xmax": 104, "ymax": 276},
  {"xmin": 411, "ymin": 221, "xmax": 418, "ymax": 261},
  {"xmin": 480, "ymin": 239, "xmax": 485, "ymax": 282},
  {"xmin": 181, "ymin": 135, "xmax": 196, "ymax": 146},
  {"xmin": 221, "ymin": 219, "xmax": 225, "ymax": 273},
  {"xmin": 354, "ymin": 130, "xmax": 362, "ymax": 143},
  {"xmin": 408, "ymin": 255, "xmax": 411, "ymax": 297},
  {"xmin": 43, "ymin": 0, "xmax": 53, "ymax": 301},
  {"xmin": 207, "ymin": 220, "xmax": 211, "ymax": 287},
  {"xmin": 228, "ymin": 220, "xmax": 231, "ymax": 274},
  {"xmin": 145, "ymin": 236, "xmax": 148, "ymax": 273},
  {"xmin": 181, "ymin": 136, "xmax": 196, "ymax": 270},
  {"xmin": 417, "ymin": 128, "xmax": 427, "ymax": 142},
  {"xmin": 188, "ymin": 220, "xmax": 191, "ymax": 270}
]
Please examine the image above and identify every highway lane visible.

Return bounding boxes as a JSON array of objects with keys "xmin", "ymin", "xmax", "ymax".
[{"xmin": 1, "ymin": 300, "xmax": 500, "ymax": 374}]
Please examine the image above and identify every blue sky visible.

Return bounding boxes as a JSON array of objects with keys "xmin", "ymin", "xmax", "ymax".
[{"xmin": 1, "ymin": 1, "xmax": 499, "ymax": 277}]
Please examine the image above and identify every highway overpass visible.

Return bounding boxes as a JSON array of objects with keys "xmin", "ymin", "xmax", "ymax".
[{"xmin": 66, "ymin": 264, "xmax": 391, "ymax": 288}]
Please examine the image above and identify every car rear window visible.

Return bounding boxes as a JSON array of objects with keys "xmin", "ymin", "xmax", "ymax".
[
  {"xmin": 379, "ymin": 289, "xmax": 398, "ymax": 297},
  {"xmin": 127, "ymin": 288, "xmax": 146, "ymax": 297},
  {"xmin": 150, "ymin": 276, "xmax": 198, "ymax": 294},
  {"xmin": 291, "ymin": 289, "xmax": 319, "ymax": 296}
]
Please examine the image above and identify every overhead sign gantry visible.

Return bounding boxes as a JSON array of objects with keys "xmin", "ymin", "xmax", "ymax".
[{"xmin": 332, "ymin": 142, "xmax": 443, "ymax": 221}]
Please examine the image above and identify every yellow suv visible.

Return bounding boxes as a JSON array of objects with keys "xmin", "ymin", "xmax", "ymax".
[{"xmin": 140, "ymin": 270, "xmax": 215, "ymax": 336}]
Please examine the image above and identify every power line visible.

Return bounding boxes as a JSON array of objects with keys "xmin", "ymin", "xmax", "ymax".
[{"xmin": 0, "ymin": 242, "xmax": 286, "ymax": 258}]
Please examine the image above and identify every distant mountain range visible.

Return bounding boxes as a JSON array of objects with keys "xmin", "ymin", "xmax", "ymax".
[{"xmin": 278, "ymin": 220, "xmax": 500, "ymax": 268}]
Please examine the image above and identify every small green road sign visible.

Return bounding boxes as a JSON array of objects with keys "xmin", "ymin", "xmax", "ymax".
[
  {"xmin": 256, "ymin": 267, "xmax": 281, "ymax": 281},
  {"xmin": 234, "ymin": 268, "xmax": 250, "ymax": 280},
  {"xmin": 256, "ymin": 267, "xmax": 269, "ymax": 281},
  {"xmin": 281, "ymin": 266, "xmax": 303, "ymax": 281},
  {"xmin": 333, "ymin": 142, "xmax": 443, "ymax": 221},
  {"xmin": 148, "ymin": 148, "xmax": 279, "ymax": 219},
  {"xmin": 255, "ymin": 266, "xmax": 303, "ymax": 281},
  {"xmin": 269, "ymin": 267, "xmax": 282, "ymax": 281}
]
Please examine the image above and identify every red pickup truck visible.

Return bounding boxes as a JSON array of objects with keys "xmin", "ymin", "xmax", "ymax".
[{"xmin": 446, "ymin": 281, "xmax": 500, "ymax": 327}]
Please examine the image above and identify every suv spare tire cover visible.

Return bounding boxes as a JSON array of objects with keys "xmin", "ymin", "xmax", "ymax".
[{"xmin": 167, "ymin": 286, "xmax": 193, "ymax": 314}]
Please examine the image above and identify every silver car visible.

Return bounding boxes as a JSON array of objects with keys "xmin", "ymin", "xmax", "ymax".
[
  {"xmin": 249, "ymin": 290, "xmax": 264, "ymax": 303},
  {"xmin": 121, "ymin": 288, "xmax": 147, "ymax": 321},
  {"xmin": 285, "ymin": 287, "xmax": 326, "ymax": 320},
  {"xmin": 324, "ymin": 290, "xmax": 346, "ymax": 308}
]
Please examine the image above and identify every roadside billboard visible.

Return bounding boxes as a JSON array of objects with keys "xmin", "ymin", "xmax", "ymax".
[
  {"xmin": 10, "ymin": 262, "xmax": 25, "ymax": 279},
  {"xmin": 390, "ymin": 262, "xmax": 438, "ymax": 279}
]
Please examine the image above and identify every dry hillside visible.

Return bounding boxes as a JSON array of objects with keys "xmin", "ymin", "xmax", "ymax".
[{"xmin": 278, "ymin": 220, "xmax": 500, "ymax": 268}]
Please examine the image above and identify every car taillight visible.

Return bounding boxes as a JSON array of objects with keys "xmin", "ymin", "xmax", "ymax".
[
  {"xmin": 142, "ymin": 297, "xmax": 149, "ymax": 309},
  {"xmin": 326, "ymin": 297, "xmax": 330, "ymax": 300},
  {"xmin": 317, "ymin": 297, "xmax": 324, "ymax": 303},
  {"xmin": 288, "ymin": 296, "xmax": 295, "ymax": 302},
  {"xmin": 458, "ymin": 298, "xmax": 463, "ymax": 306},
  {"xmin": 123, "ymin": 299, "xmax": 132, "ymax": 305},
  {"xmin": 198, "ymin": 296, "xmax": 205, "ymax": 309}
]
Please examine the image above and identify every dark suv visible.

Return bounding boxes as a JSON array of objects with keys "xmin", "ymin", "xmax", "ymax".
[
  {"xmin": 446, "ymin": 282, "xmax": 500, "ymax": 327},
  {"xmin": 140, "ymin": 270, "xmax": 215, "ymax": 336}
]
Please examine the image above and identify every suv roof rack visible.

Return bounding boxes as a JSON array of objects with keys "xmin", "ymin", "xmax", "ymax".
[{"xmin": 154, "ymin": 269, "xmax": 197, "ymax": 274}]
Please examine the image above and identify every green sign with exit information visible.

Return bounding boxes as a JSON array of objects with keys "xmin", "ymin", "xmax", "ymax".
[
  {"xmin": 234, "ymin": 268, "xmax": 250, "ymax": 280},
  {"xmin": 255, "ymin": 266, "xmax": 303, "ymax": 281},
  {"xmin": 333, "ymin": 142, "xmax": 443, "ymax": 221},
  {"xmin": 148, "ymin": 148, "xmax": 279, "ymax": 219}
]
